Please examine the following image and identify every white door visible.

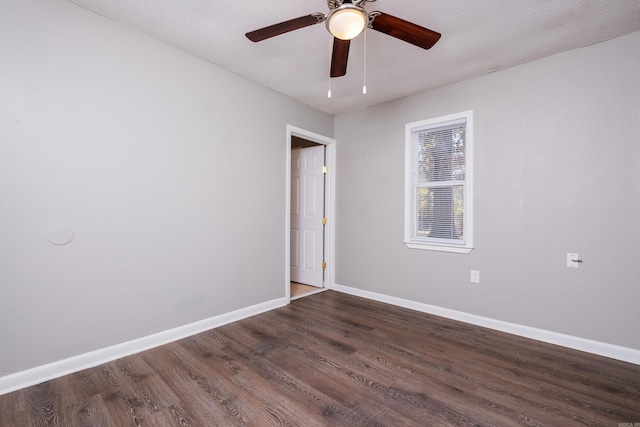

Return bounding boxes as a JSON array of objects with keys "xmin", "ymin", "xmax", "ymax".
[{"xmin": 290, "ymin": 145, "xmax": 325, "ymax": 287}]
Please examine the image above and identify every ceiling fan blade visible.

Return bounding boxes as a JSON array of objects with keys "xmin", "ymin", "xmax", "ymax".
[
  {"xmin": 246, "ymin": 14, "xmax": 324, "ymax": 42},
  {"xmin": 330, "ymin": 38, "xmax": 350, "ymax": 78},
  {"xmin": 369, "ymin": 12, "xmax": 441, "ymax": 50}
]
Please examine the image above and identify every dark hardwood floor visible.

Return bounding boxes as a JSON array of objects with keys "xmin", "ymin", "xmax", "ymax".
[{"xmin": 1, "ymin": 290, "xmax": 639, "ymax": 426}]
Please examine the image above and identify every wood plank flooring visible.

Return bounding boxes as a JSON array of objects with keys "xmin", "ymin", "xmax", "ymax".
[{"xmin": 1, "ymin": 290, "xmax": 639, "ymax": 426}]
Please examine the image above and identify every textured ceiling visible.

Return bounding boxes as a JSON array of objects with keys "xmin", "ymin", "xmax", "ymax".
[{"xmin": 66, "ymin": 0, "xmax": 640, "ymax": 115}]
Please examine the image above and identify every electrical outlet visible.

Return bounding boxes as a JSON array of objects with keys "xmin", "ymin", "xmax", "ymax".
[{"xmin": 470, "ymin": 270, "xmax": 480, "ymax": 283}]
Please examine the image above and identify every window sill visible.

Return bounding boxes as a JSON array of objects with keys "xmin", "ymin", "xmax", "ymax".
[{"xmin": 404, "ymin": 241, "xmax": 473, "ymax": 254}]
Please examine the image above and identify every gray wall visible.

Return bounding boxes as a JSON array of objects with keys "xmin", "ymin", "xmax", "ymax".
[
  {"xmin": 0, "ymin": 0, "xmax": 332, "ymax": 376},
  {"xmin": 334, "ymin": 32, "xmax": 640, "ymax": 350}
]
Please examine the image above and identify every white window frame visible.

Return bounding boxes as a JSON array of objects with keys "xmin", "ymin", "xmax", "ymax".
[{"xmin": 404, "ymin": 111, "xmax": 474, "ymax": 254}]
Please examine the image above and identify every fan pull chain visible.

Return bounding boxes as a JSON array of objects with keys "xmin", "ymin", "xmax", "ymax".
[{"xmin": 362, "ymin": 26, "xmax": 367, "ymax": 95}]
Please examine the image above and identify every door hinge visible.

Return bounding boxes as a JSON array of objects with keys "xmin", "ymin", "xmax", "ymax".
[
  {"xmin": 322, "ymin": 262, "xmax": 327, "ymax": 270},
  {"xmin": 322, "ymin": 217, "xmax": 327, "ymax": 225},
  {"xmin": 323, "ymin": 165, "xmax": 328, "ymax": 174}
]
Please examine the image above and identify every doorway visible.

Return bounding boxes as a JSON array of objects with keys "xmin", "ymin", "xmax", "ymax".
[
  {"xmin": 286, "ymin": 125, "xmax": 335, "ymax": 301},
  {"xmin": 291, "ymin": 143, "xmax": 324, "ymax": 288}
]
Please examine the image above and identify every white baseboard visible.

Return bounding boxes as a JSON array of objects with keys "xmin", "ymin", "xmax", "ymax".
[
  {"xmin": 0, "ymin": 297, "xmax": 288, "ymax": 396},
  {"xmin": 4, "ymin": 287, "xmax": 638, "ymax": 396},
  {"xmin": 333, "ymin": 284, "xmax": 640, "ymax": 366}
]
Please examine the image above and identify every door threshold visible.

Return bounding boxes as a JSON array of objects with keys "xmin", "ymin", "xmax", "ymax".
[{"xmin": 290, "ymin": 287, "xmax": 328, "ymax": 301}]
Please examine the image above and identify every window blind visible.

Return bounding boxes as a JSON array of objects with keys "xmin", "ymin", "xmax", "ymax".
[{"xmin": 411, "ymin": 118, "xmax": 467, "ymax": 245}]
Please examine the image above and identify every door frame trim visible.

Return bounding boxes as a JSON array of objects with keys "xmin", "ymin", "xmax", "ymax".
[{"xmin": 285, "ymin": 125, "xmax": 336, "ymax": 301}]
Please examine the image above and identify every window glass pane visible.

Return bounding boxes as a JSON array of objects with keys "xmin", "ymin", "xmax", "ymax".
[
  {"xmin": 414, "ymin": 124, "xmax": 466, "ymax": 183},
  {"xmin": 415, "ymin": 185, "xmax": 464, "ymax": 241},
  {"xmin": 453, "ymin": 185, "xmax": 464, "ymax": 239}
]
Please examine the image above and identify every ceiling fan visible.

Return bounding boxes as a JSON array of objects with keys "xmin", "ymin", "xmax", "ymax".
[{"xmin": 245, "ymin": 0, "xmax": 441, "ymax": 78}]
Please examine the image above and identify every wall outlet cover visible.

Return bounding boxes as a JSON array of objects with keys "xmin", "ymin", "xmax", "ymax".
[{"xmin": 470, "ymin": 270, "xmax": 480, "ymax": 283}]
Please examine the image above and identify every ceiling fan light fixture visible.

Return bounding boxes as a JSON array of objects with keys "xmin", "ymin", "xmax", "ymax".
[{"xmin": 326, "ymin": 4, "xmax": 366, "ymax": 40}]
